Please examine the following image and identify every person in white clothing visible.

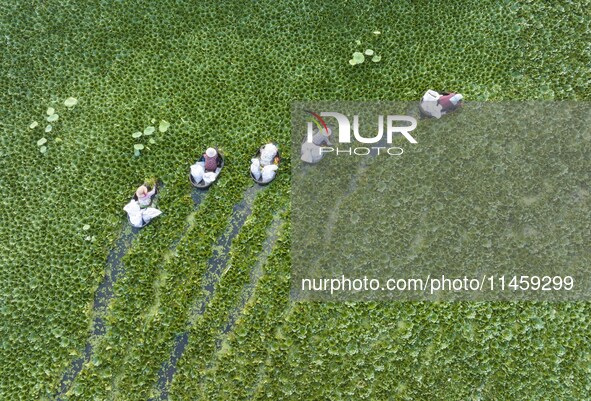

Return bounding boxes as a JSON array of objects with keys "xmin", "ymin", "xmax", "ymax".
[
  {"xmin": 261, "ymin": 164, "xmax": 278, "ymax": 183},
  {"xmin": 250, "ymin": 158, "xmax": 262, "ymax": 180},
  {"xmin": 420, "ymin": 90, "xmax": 464, "ymax": 119},
  {"xmin": 190, "ymin": 147, "xmax": 223, "ymax": 185},
  {"xmin": 259, "ymin": 143, "xmax": 279, "ymax": 166},
  {"xmin": 312, "ymin": 127, "xmax": 332, "ymax": 146},
  {"xmin": 124, "ymin": 199, "xmax": 162, "ymax": 228},
  {"xmin": 251, "ymin": 143, "xmax": 280, "ymax": 183},
  {"xmin": 126, "ymin": 180, "xmax": 161, "ymax": 227},
  {"xmin": 301, "ymin": 127, "xmax": 332, "ymax": 163}
]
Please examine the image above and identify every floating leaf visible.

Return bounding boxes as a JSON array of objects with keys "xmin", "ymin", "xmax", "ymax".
[
  {"xmin": 373, "ymin": 31, "xmax": 381, "ymax": 35},
  {"xmin": 364, "ymin": 49, "xmax": 374, "ymax": 56},
  {"xmin": 46, "ymin": 107, "xmax": 55, "ymax": 116},
  {"xmin": 352, "ymin": 52, "xmax": 365, "ymax": 64},
  {"xmin": 29, "ymin": 121, "xmax": 39, "ymax": 129},
  {"xmin": 39, "ymin": 146, "xmax": 47, "ymax": 154},
  {"xmin": 132, "ymin": 132, "xmax": 143, "ymax": 138},
  {"xmin": 158, "ymin": 120, "xmax": 170, "ymax": 133},
  {"xmin": 134, "ymin": 144, "xmax": 144, "ymax": 150},
  {"xmin": 37, "ymin": 138, "xmax": 47, "ymax": 146},
  {"xmin": 82, "ymin": 224, "xmax": 90, "ymax": 231},
  {"xmin": 134, "ymin": 149, "xmax": 141, "ymax": 157},
  {"xmin": 349, "ymin": 59, "xmax": 357, "ymax": 65},
  {"xmin": 45, "ymin": 125, "xmax": 53, "ymax": 133},
  {"xmin": 143, "ymin": 126, "xmax": 155, "ymax": 136},
  {"xmin": 150, "ymin": 118, "xmax": 156, "ymax": 124},
  {"xmin": 55, "ymin": 137, "xmax": 62, "ymax": 143},
  {"xmin": 372, "ymin": 55, "xmax": 382, "ymax": 62},
  {"xmin": 149, "ymin": 138, "xmax": 156, "ymax": 144},
  {"xmin": 355, "ymin": 40, "xmax": 361, "ymax": 45},
  {"xmin": 47, "ymin": 113, "xmax": 59, "ymax": 122},
  {"xmin": 64, "ymin": 97, "xmax": 78, "ymax": 107}
]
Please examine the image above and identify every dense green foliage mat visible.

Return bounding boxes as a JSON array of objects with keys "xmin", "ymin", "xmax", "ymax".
[
  {"xmin": 290, "ymin": 101, "xmax": 591, "ymax": 302},
  {"xmin": 1, "ymin": 0, "xmax": 590, "ymax": 400}
]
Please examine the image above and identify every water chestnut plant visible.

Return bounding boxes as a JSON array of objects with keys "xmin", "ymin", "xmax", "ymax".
[{"xmin": 1, "ymin": 1, "xmax": 590, "ymax": 400}]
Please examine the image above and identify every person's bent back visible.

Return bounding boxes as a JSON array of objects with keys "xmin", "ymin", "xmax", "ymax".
[
  {"xmin": 135, "ymin": 184, "xmax": 156, "ymax": 208},
  {"xmin": 204, "ymin": 147, "xmax": 218, "ymax": 172},
  {"xmin": 438, "ymin": 93, "xmax": 463, "ymax": 114}
]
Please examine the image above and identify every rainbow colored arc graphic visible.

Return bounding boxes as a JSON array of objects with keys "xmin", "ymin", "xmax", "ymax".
[{"xmin": 305, "ymin": 110, "xmax": 329, "ymax": 134}]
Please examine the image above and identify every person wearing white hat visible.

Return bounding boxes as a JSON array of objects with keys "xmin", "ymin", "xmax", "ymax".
[
  {"xmin": 204, "ymin": 147, "xmax": 219, "ymax": 172},
  {"xmin": 438, "ymin": 92, "xmax": 463, "ymax": 114}
]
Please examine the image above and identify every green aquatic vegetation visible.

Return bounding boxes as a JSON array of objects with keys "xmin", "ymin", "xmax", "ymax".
[
  {"xmin": 70, "ymin": 174, "xmax": 258, "ymax": 400},
  {"xmin": 349, "ymin": 51, "xmax": 365, "ymax": 65},
  {"xmin": 350, "ymin": 30, "xmax": 382, "ymax": 66},
  {"xmin": 172, "ymin": 211, "xmax": 292, "ymax": 400},
  {"xmin": 144, "ymin": 177, "xmax": 157, "ymax": 188},
  {"xmin": 170, "ymin": 193, "xmax": 289, "ymax": 400},
  {"xmin": 138, "ymin": 185, "xmax": 283, "ymax": 399},
  {"xmin": 131, "ymin": 124, "xmax": 163, "ymax": 156},
  {"xmin": 133, "ymin": 143, "xmax": 144, "ymax": 157},
  {"xmin": 158, "ymin": 120, "xmax": 170, "ymax": 133},
  {"xmin": 64, "ymin": 97, "xmax": 78, "ymax": 107},
  {"xmin": 1, "ymin": 0, "xmax": 590, "ymax": 399}
]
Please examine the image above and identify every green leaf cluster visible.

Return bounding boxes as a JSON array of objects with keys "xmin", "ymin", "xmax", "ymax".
[{"xmin": 131, "ymin": 121, "xmax": 168, "ymax": 156}]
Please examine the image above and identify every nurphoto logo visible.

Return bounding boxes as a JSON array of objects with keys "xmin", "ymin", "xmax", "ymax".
[{"xmin": 305, "ymin": 110, "xmax": 418, "ymax": 156}]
